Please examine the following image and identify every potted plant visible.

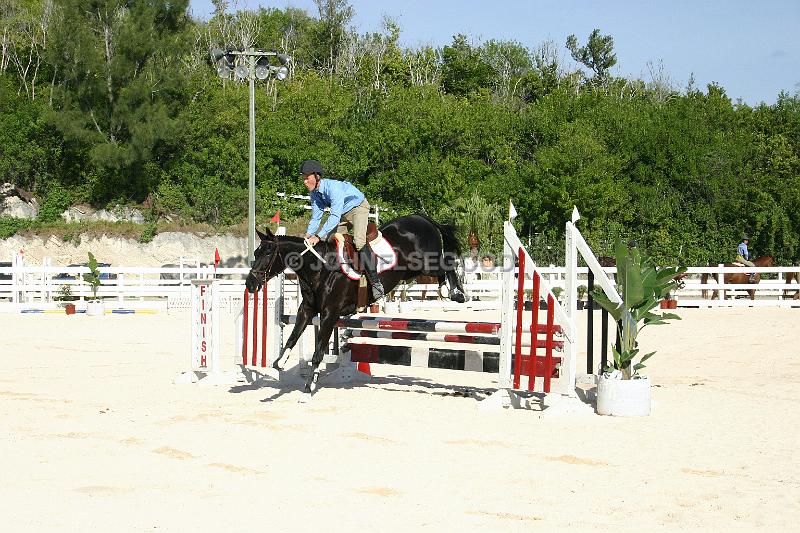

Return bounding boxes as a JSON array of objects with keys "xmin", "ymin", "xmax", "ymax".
[
  {"xmin": 518, "ymin": 288, "xmax": 534, "ymax": 311},
  {"xmin": 577, "ymin": 285, "xmax": 588, "ymax": 310},
  {"xmin": 590, "ymin": 240, "xmax": 686, "ymax": 416},
  {"xmin": 660, "ymin": 292, "xmax": 677, "ymax": 309},
  {"xmin": 552, "ymin": 286, "xmax": 564, "ymax": 302},
  {"xmin": 55, "ymin": 284, "xmax": 77, "ymax": 314},
  {"xmin": 399, "ymin": 280, "xmax": 415, "ymax": 313},
  {"xmin": 83, "ymin": 252, "xmax": 105, "ymax": 316}
]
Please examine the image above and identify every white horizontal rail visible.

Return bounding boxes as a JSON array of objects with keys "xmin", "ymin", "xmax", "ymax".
[{"xmin": 1, "ymin": 261, "xmax": 798, "ymax": 306}]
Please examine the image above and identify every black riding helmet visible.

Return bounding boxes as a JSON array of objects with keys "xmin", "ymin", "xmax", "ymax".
[{"xmin": 299, "ymin": 159, "xmax": 324, "ymax": 177}]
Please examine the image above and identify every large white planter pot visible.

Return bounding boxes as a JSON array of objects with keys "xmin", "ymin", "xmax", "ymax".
[
  {"xmin": 596, "ymin": 375, "xmax": 651, "ymax": 417},
  {"xmin": 384, "ymin": 300, "xmax": 400, "ymax": 314},
  {"xmin": 398, "ymin": 300, "xmax": 414, "ymax": 313},
  {"xmin": 86, "ymin": 301, "xmax": 105, "ymax": 316}
]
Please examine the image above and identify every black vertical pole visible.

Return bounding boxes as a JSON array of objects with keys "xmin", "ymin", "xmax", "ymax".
[
  {"xmin": 587, "ymin": 271, "xmax": 595, "ymax": 374},
  {"xmin": 600, "ymin": 309, "xmax": 609, "ymax": 372},
  {"xmin": 333, "ymin": 327, "xmax": 339, "ymax": 356}
]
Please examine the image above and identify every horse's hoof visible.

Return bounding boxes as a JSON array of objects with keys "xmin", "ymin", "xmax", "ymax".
[
  {"xmin": 451, "ymin": 291, "xmax": 467, "ymax": 303},
  {"xmin": 297, "ymin": 392, "xmax": 312, "ymax": 404}
]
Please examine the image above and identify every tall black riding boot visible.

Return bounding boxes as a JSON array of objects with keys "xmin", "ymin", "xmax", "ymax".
[{"xmin": 358, "ymin": 245, "xmax": 385, "ymax": 301}]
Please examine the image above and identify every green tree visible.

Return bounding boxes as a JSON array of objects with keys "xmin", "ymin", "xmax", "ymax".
[
  {"xmin": 312, "ymin": 0, "xmax": 353, "ymax": 72},
  {"xmin": 566, "ymin": 29, "xmax": 617, "ymax": 85},
  {"xmin": 45, "ymin": 0, "xmax": 192, "ymax": 203},
  {"xmin": 441, "ymin": 34, "xmax": 494, "ymax": 96}
]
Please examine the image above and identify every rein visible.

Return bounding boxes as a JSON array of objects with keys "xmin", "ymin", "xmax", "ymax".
[
  {"xmin": 250, "ymin": 232, "xmax": 283, "ymax": 282},
  {"xmin": 250, "ymin": 235, "xmax": 326, "ymax": 282}
]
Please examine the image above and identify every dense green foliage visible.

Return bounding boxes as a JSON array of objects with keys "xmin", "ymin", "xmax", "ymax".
[{"xmin": 1, "ymin": 1, "xmax": 799, "ymax": 265}]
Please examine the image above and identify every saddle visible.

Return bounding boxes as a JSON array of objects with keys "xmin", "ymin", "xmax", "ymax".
[
  {"xmin": 339, "ymin": 222, "xmax": 379, "ymax": 270},
  {"xmin": 337, "ymin": 223, "xmax": 380, "ymax": 309}
]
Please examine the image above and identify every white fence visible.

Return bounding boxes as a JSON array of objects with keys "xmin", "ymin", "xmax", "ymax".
[{"xmin": 1, "ymin": 256, "xmax": 798, "ymax": 310}]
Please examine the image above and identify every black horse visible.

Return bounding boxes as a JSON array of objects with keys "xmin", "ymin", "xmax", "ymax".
[{"xmin": 245, "ymin": 214, "xmax": 467, "ymax": 395}]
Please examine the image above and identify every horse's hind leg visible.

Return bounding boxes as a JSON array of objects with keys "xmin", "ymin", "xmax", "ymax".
[
  {"xmin": 437, "ymin": 274, "xmax": 448, "ymax": 300},
  {"xmin": 443, "ymin": 269, "xmax": 466, "ymax": 303},
  {"xmin": 439, "ymin": 254, "xmax": 466, "ymax": 303}
]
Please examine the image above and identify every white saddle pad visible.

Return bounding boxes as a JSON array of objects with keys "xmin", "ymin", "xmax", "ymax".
[{"xmin": 334, "ymin": 231, "xmax": 398, "ymax": 281}]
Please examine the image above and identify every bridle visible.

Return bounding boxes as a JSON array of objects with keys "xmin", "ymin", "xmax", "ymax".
[
  {"xmin": 249, "ymin": 233, "xmax": 325, "ymax": 284},
  {"xmin": 250, "ymin": 232, "xmax": 283, "ymax": 283}
]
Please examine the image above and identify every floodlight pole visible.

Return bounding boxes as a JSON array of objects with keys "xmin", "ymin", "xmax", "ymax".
[
  {"xmin": 212, "ymin": 48, "xmax": 289, "ymax": 264},
  {"xmin": 247, "ymin": 50, "xmax": 256, "ymax": 265}
]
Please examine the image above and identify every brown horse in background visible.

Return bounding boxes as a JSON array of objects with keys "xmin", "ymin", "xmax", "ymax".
[
  {"xmin": 700, "ymin": 255, "xmax": 774, "ymax": 300},
  {"xmin": 784, "ymin": 267, "xmax": 800, "ymax": 300}
]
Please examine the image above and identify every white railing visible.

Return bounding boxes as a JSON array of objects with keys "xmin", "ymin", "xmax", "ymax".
[{"xmin": 1, "ymin": 259, "xmax": 798, "ymax": 309}]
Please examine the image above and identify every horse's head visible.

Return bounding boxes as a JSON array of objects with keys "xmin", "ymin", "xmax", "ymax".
[
  {"xmin": 755, "ymin": 255, "xmax": 774, "ymax": 267},
  {"xmin": 245, "ymin": 227, "xmax": 285, "ymax": 293}
]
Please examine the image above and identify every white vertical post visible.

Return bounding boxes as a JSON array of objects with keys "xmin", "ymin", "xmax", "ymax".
[
  {"xmin": 498, "ymin": 221, "xmax": 515, "ymax": 390},
  {"xmin": 177, "ymin": 279, "xmax": 240, "ymax": 385},
  {"xmin": 564, "ymin": 222, "xmax": 578, "ymax": 394},
  {"xmin": 210, "ymin": 283, "xmax": 221, "ymax": 374},
  {"xmin": 40, "ymin": 258, "xmax": 47, "ymax": 302},
  {"xmin": 272, "ymin": 226, "xmax": 287, "ymax": 365},
  {"xmin": 17, "ymin": 252, "xmax": 25, "ymax": 303},
  {"xmin": 717, "ymin": 264, "xmax": 725, "ymax": 302},
  {"xmin": 11, "ymin": 253, "xmax": 19, "ymax": 304}
]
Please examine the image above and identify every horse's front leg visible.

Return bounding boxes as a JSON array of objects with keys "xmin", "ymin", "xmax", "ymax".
[
  {"xmin": 274, "ymin": 303, "xmax": 315, "ymax": 371},
  {"xmin": 303, "ymin": 310, "xmax": 340, "ymax": 396}
]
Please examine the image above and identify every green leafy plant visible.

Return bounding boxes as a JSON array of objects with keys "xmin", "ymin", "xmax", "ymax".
[
  {"xmin": 139, "ymin": 222, "xmax": 158, "ymax": 244},
  {"xmin": 0, "ymin": 217, "xmax": 32, "ymax": 239},
  {"xmin": 399, "ymin": 280, "xmax": 415, "ymax": 302},
  {"xmin": 523, "ymin": 288, "xmax": 534, "ymax": 301},
  {"xmin": 55, "ymin": 284, "xmax": 75, "ymax": 302},
  {"xmin": 577, "ymin": 285, "xmax": 588, "ymax": 300},
  {"xmin": 551, "ymin": 286, "xmax": 564, "ymax": 300},
  {"xmin": 590, "ymin": 240, "xmax": 687, "ymax": 379},
  {"xmin": 82, "ymin": 252, "xmax": 102, "ymax": 301}
]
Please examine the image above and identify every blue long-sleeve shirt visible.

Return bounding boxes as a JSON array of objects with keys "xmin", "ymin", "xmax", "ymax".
[
  {"xmin": 737, "ymin": 242, "xmax": 749, "ymax": 260},
  {"xmin": 305, "ymin": 179, "xmax": 366, "ymax": 237}
]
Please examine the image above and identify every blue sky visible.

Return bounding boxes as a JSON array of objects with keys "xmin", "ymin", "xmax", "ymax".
[{"xmin": 189, "ymin": 0, "xmax": 800, "ymax": 105}]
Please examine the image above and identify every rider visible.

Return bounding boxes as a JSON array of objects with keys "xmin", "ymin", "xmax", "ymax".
[
  {"xmin": 736, "ymin": 235, "xmax": 756, "ymax": 282},
  {"xmin": 300, "ymin": 159, "xmax": 385, "ymax": 301}
]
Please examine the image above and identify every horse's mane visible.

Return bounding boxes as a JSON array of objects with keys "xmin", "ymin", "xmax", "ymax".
[{"xmin": 276, "ymin": 235, "xmax": 305, "ymax": 244}]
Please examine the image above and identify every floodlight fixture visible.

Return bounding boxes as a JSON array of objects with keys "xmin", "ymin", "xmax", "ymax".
[
  {"xmin": 235, "ymin": 64, "xmax": 249, "ymax": 79},
  {"xmin": 207, "ymin": 46, "xmax": 292, "ymax": 263},
  {"xmin": 255, "ymin": 57, "xmax": 271, "ymax": 80},
  {"xmin": 212, "ymin": 48, "xmax": 236, "ymax": 79}
]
